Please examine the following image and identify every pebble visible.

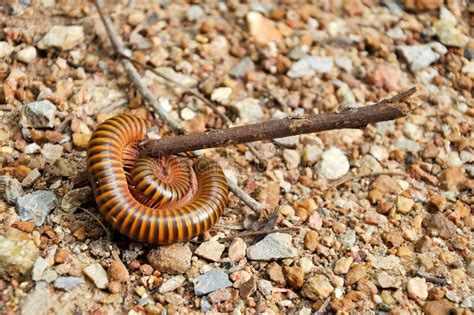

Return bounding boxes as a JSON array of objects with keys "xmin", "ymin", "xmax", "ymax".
[
  {"xmin": 283, "ymin": 149, "xmax": 300, "ymax": 169},
  {"xmin": 424, "ymin": 299, "xmax": 455, "ymax": 315},
  {"xmin": 107, "ymin": 260, "xmax": 129, "ymax": 282},
  {"xmin": 159, "ymin": 276, "xmax": 185, "ymax": 293},
  {"xmin": 299, "ymin": 257, "xmax": 313, "ymax": 273},
  {"xmin": 396, "ymin": 44, "xmax": 446, "ymax": 71},
  {"xmin": 187, "ymin": 5, "xmax": 205, "ymax": 21},
  {"xmin": 24, "ymin": 143, "xmax": 41, "ymax": 154},
  {"xmin": 303, "ymin": 144, "xmax": 322, "ymax": 165},
  {"xmin": 32, "ymin": 257, "xmax": 48, "ymax": 281},
  {"xmin": 396, "ymin": 196, "xmax": 414, "ymax": 214},
  {"xmin": 41, "ymin": 144, "xmax": 63, "ymax": 164},
  {"xmin": 274, "ymin": 135, "xmax": 299, "ymax": 147},
  {"xmin": 42, "ymin": 269, "xmax": 57, "ymax": 283},
  {"xmin": 72, "ymin": 133, "xmax": 90, "ymax": 149},
  {"xmin": 407, "ymin": 277, "xmax": 428, "ymax": 300},
  {"xmin": 307, "ymin": 211, "xmax": 322, "ymax": 230},
  {"xmin": 334, "ymin": 257, "xmax": 353, "ymax": 274},
  {"xmin": 154, "ymin": 67, "xmax": 198, "ymax": 88},
  {"xmin": 83, "ymin": 263, "xmax": 109, "ymax": 289},
  {"xmin": 318, "ymin": 147, "xmax": 350, "ymax": 180},
  {"xmin": 53, "ymin": 277, "xmax": 85, "ymax": 291},
  {"xmin": 20, "ymin": 289, "xmax": 51, "ymax": 315},
  {"xmin": 377, "ymin": 271, "xmax": 402, "ymax": 288},
  {"xmin": 211, "ymin": 87, "xmax": 232, "ymax": 103},
  {"xmin": 37, "ymin": 25, "xmax": 84, "ymax": 50},
  {"xmin": 21, "ymin": 168, "xmax": 41, "ymax": 187},
  {"xmin": 335, "ymin": 56, "xmax": 353, "ymax": 73},
  {"xmin": 230, "ymin": 57, "xmax": 255, "ymax": 78},
  {"xmin": 0, "ymin": 41, "xmax": 14, "ymax": 58},
  {"xmin": 16, "ymin": 46, "xmax": 37, "ymax": 64},
  {"xmin": 0, "ymin": 226, "xmax": 39, "ymax": 275},
  {"xmin": 0, "ymin": 175, "xmax": 24, "ymax": 204},
  {"xmin": 193, "ymin": 268, "xmax": 232, "ymax": 296},
  {"xmin": 285, "ymin": 266, "xmax": 304, "ymax": 289},
  {"xmin": 61, "ymin": 187, "xmax": 91, "ymax": 212},
  {"xmin": 20, "ymin": 100, "xmax": 57, "ymax": 128},
  {"xmin": 302, "ymin": 275, "xmax": 334, "ymax": 300},
  {"xmin": 195, "ymin": 239, "xmax": 225, "ymax": 262},
  {"xmin": 200, "ymin": 296, "xmax": 212, "ymax": 312},
  {"xmin": 372, "ymin": 175, "xmax": 403, "ymax": 194},
  {"xmin": 434, "ymin": 20, "xmax": 468, "ymax": 47},
  {"xmin": 228, "ymin": 237, "xmax": 247, "ymax": 262},
  {"xmin": 422, "ymin": 212, "xmax": 456, "ymax": 239},
  {"xmin": 246, "ymin": 12, "xmax": 282, "ymax": 45},
  {"xmin": 207, "ymin": 288, "xmax": 232, "ymax": 304},
  {"xmin": 287, "ymin": 56, "xmax": 334, "ymax": 78},
  {"xmin": 267, "ymin": 262, "xmax": 286, "ymax": 286},
  {"xmin": 345, "ymin": 264, "xmax": 367, "ymax": 285},
  {"xmin": 247, "ymin": 233, "xmax": 298, "ymax": 261},
  {"xmin": 147, "ymin": 244, "xmax": 192, "ymax": 275},
  {"xmin": 232, "ymin": 98, "xmax": 263, "ymax": 123},
  {"xmin": 340, "ymin": 229, "xmax": 357, "ymax": 248},
  {"xmin": 127, "ymin": 11, "xmax": 145, "ymax": 26},
  {"xmin": 16, "ymin": 190, "xmax": 57, "ymax": 226},
  {"xmin": 369, "ymin": 255, "xmax": 401, "ymax": 270},
  {"xmin": 257, "ymin": 279, "xmax": 272, "ymax": 296},
  {"xmin": 403, "ymin": 122, "xmax": 423, "ymax": 140}
]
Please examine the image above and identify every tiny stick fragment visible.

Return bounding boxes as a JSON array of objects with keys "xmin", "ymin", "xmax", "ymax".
[{"xmin": 140, "ymin": 88, "xmax": 417, "ymax": 157}]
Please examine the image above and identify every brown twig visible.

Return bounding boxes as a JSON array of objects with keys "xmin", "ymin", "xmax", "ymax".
[
  {"xmin": 93, "ymin": 0, "xmax": 263, "ymax": 211},
  {"xmin": 220, "ymin": 227, "xmax": 299, "ymax": 241},
  {"xmin": 328, "ymin": 171, "xmax": 410, "ymax": 189},
  {"xmin": 140, "ymin": 88, "xmax": 417, "ymax": 157}
]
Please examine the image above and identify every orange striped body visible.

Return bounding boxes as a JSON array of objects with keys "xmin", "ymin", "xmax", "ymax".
[{"xmin": 86, "ymin": 115, "xmax": 228, "ymax": 244}]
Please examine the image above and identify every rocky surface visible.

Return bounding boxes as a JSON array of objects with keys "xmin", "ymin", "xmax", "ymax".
[{"xmin": 0, "ymin": 1, "xmax": 472, "ymax": 314}]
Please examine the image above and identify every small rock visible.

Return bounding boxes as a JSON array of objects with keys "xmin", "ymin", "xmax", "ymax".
[
  {"xmin": 20, "ymin": 288, "xmax": 51, "ymax": 315},
  {"xmin": 283, "ymin": 149, "xmax": 300, "ymax": 169},
  {"xmin": 372, "ymin": 175, "xmax": 403, "ymax": 194},
  {"xmin": 403, "ymin": 122, "xmax": 423, "ymax": 140},
  {"xmin": 345, "ymin": 264, "xmax": 367, "ymax": 285},
  {"xmin": 180, "ymin": 108, "xmax": 196, "ymax": 121},
  {"xmin": 303, "ymin": 144, "xmax": 322, "ymax": 165},
  {"xmin": 159, "ymin": 275, "xmax": 186, "ymax": 293},
  {"xmin": 397, "ymin": 44, "xmax": 445, "ymax": 71},
  {"xmin": 20, "ymin": 100, "xmax": 57, "ymax": 128},
  {"xmin": 193, "ymin": 268, "xmax": 232, "ymax": 296},
  {"xmin": 21, "ymin": 168, "xmax": 41, "ymax": 188},
  {"xmin": 422, "ymin": 212, "xmax": 456, "ymax": 239},
  {"xmin": 335, "ymin": 56, "xmax": 353, "ymax": 72},
  {"xmin": 187, "ymin": 4, "xmax": 205, "ymax": 21},
  {"xmin": 423, "ymin": 299, "xmax": 455, "ymax": 315},
  {"xmin": 377, "ymin": 271, "xmax": 402, "ymax": 288},
  {"xmin": 230, "ymin": 57, "xmax": 255, "ymax": 78},
  {"xmin": 61, "ymin": 187, "xmax": 91, "ymax": 212},
  {"xmin": 53, "ymin": 277, "xmax": 85, "ymax": 291},
  {"xmin": 32, "ymin": 257, "xmax": 48, "ymax": 281},
  {"xmin": 83, "ymin": 263, "xmax": 109, "ymax": 289},
  {"xmin": 0, "ymin": 226, "xmax": 39, "ymax": 276},
  {"xmin": 16, "ymin": 46, "xmax": 37, "ymax": 64},
  {"xmin": 37, "ymin": 25, "xmax": 84, "ymax": 51},
  {"xmin": 211, "ymin": 87, "xmax": 232, "ymax": 103},
  {"xmin": 365, "ymin": 211, "xmax": 388, "ymax": 225},
  {"xmin": 370, "ymin": 255, "xmax": 401, "ymax": 270},
  {"xmin": 72, "ymin": 133, "xmax": 90, "ymax": 150},
  {"xmin": 195, "ymin": 239, "xmax": 225, "ymax": 262},
  {"xmin": 334, "ymin": 257, "xmax": 353, "ymax": 275},
  {"xmin": 246, "ymin": 12, "xmax": 282, "ymax": 45},
  {"xmin": 54, "ymin": 248, "xmax": 70, "ymax": 264},
  {"xmin": 147, "ymin": 244, "xmax": 192, "ymax": 275},
  {"xmin": 318, "ymin": 147, "xmax": 350, "ymax": 180},
  {"xmin": 14, "ymin": 221, "xmax": 36, "ymax": 233},
  {"xmin": 288, "ymin": 56, "xmax": 334, "ymax": 78},
  {"xmin": 127, "ymin": 11, "xmax": 146, "ymax": 26},
  {"xmin": 228, "ymin": 237, "xmax": 246, "ymax": 262},
  {"xmin": 285, "ymin": 266, "xmax": 305, "ymax": 289},
  {"xmin": 41, "ymin": 144, "xmax": 63, "ymax": 164},
  {"xmin": 407, "ymin": 277, "xmax": 428, "ymax": 300},
  {"xmin": 107, "ymin": 260, "xmax": 129, "ymax": 282},
  {"xmin": 340, "ymin": 229, "xmax": 357, "ymax": 248},
  {"xmin": 200, "ymin": 296, "xmax": 212, "ymax": 312},
  {"xmin": 0, "ymin": 175, "xmax": 24, "ymax": 204},
  {"xmin": 0, "ymin": 41, "xmax": 14, "ymax": 58},
  {"xmin": 267, "ymin": 262, "xmax": 286, "ymax": 286},
  {"xmin": 247, "ymin": 233, "xmax": 298, "ymax": 261},
  {"xmin": 428, "ymin": 194, "xmax": 447, "ymax": 212},
  {"xmin": 24, "ymin": 143, "xmax": 41, "ymax": 154},
  {"xmin": 434, "ymin": 20, "xmax": 468, "ymax": 47},
  {"xmin": 208, "ymin": 288, "xmax": 232, "ymax": 304},
  {"xmin": 307, "ymin": 211, "xmax": 322, "ymax": 230},
  {"xmin": 274, "ymin": 135, "xmax": 299, "ymax": 147},
  {"xmin": 396, "ymin": 196, "xmax": 414, "ymax": 214},
  {"xmin": 16, "ymin": 190, "xmax": 57, "ymax": 226},
  {"xmin": 302, "ymin": 275, "xmax": 334, "ymax": 300},
  {"xmin": 232, "ymin": 98, "xmax": 263, "ymax": 123},
  {"xmin": 257, "ymin": 279, "xmax": 273, "ymax": 296},
  {"xmin": 154, "ymin": 67, "xmax": 198, "ymax": 88},
  {"xmin": 304, "ymin": 230, "xmax": 318, "ymax": 251}
]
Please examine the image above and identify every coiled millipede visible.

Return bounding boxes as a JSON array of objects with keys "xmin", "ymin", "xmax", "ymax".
[{"xmin": 86, "ymin": 115, "xmax": 228, "ymax": 245}]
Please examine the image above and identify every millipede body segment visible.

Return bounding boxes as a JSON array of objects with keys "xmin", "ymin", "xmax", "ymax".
[{"xmin": 86, "ymin": 115, "xmax": 228, "ymax": 244}]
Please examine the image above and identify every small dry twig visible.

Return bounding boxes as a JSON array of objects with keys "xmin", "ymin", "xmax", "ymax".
[
  {"xmin": 78, "ymin": 207, "xmax": 111, "ymax": 238},
  {"xmin": 220, "ymin": 227, "xmax": 299, "ymax": 241},
  {"xmin": 328, "ymin": 171, "xmax": 410, "ymax": 189}
]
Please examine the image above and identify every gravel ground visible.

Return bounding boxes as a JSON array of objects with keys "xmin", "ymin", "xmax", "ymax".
[{"xmin": 0, "ymin": 1, "xmax": 473, "ymax": 314}]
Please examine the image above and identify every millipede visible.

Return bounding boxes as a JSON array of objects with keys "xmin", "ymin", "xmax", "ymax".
[{"xmin": 86, "ymin": 114, "xmax": 228, "ymax": 245}]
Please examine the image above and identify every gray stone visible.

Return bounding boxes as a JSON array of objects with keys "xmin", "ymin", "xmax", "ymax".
[
  {"xmin": 83, "ymin": 263, "xmax": 109, "ymax": 289},
  {"xmin": 288, "ymin": 46, "xmax": 308, "ymax": 60},
  {"xmin": 230, "ymin": 57, "xmax": 255, "ymax": 78},
  {"xmin": 24, "ymin": 143, "xmax": 41, "ymax": 154},
  {"xmin": 187, "ymin": 5, "xmax": 205, "ymax": 21},
  {"xmin": 154, "ymin": 67, "xmax": 198, "ymax": 88},
  {"xmin": 53, "ymin": 277, "xmax": 85, "ymax": 291},
  {"xmin": 21, "ymin": 168, "xmax": 41, "ymax": 187},
  {"xmin": 200, "ymin": 296, "xmax": 212, "ymax": 312},
  {"xmin": 232, "ymin": 98, "xmax": 263, "ymax": 123},
  {"xmin": 369, "ymin": 255, "xmax": 401, "ymax": 271},
  {"xmin": 41, "ymin": 144, "xmax": 63, "ymax": 164},
  {"xmin": 61, "ymin": 186, "xmax": 91, "ymax": 212},
  {"xmin": 42, "ymin": 269, "xmax": 57, "ymax": 283},
  {"xmin": 340, "ymin": 229, "xmax": 357, "ymax": 248},
  {"xmin": 0, "ymin": 175, "xmax": 24, "ymax": 204},
  {"xmin": 159, "ymin": 275, "xmax": 186, "ymax": 293},
  {"xmin": 37, "ymin": 25, "xmax": 84, "ymax": 51},
  {"xmin": 20, "ymin": 288, "xmax": 51, "ymax": 315},
  {"xmin": 247, "ymin": 233, "xmax": 298, "ymax": 261},
  {"xmin": 303, "ymin": 144, "xmax": 322, "ymax": 165},
  {"xmin": 318, "ymin": 147, "xmax": 350, "ymax": 180},
  {"xmin": 32, "ymin": 257, "xmax": 48, "ymax": 281},
  {"xmin": 335, "ymin": 56, "xmax": 353, "ymax": 72},
  {"xmin": 193, "ymin": 268, "xmax": 232, "ymax": 296},
  {"xmin": 0, "ymin": 226, "xmax": 39, "ymax": 276},
  {"xmin": 20, "ymin": 100, "xmax": 57, "ymax": 128},
  {"xmin": 274, "ymin": 135, "xmax": 299, "ymax": 147},
  {"xmin": 396, "ymin": 44, "xmax": 445, "ymax": 71},
  {"xmin": 16, "ymin": 190, "xmax": 57, "ymax": 226},
  {"xmin": 287, "ymin": 56, "xmax": 333, "ymax": 78}
]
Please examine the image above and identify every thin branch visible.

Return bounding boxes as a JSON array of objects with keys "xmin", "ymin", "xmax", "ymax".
[
  {"xmin": 220, "ymin": 227, "xmax": 299, "ymax": 241},
  {"xmin": 93, "ymin": 0, "xmax": 262, "ymax": 211},
  {"xmin": 328, "ymin": 171, "xmax": 410, "ymax": 189},
  {"xmin": 140, "ymin": 88, "xmax": 417, "ymax": 157},
  {"xmin": 78, "ymin": 207, "xmax": 111, "ymax": 238}
]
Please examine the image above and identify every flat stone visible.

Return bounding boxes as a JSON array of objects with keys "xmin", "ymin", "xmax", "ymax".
[
  {"xmin": 232, "ymin": 98, "xmax": 263, "ymax": 123},
  {"xmin": 407, "ymin": 277, "xmax": 428, "ymax": 300},
  {"xmin": 195, "ymin": 239, "xmax": 225, "ymax": 262},
  {"xmin": 0, "ymin": 175, "xmax": 24, "ymax": 204},
  {"xmin": 228, "ymin": 237, "xmax": 247, "ymax": 262},
  {"xmin": 396, "ymin": 44, "xmax": 445, "ymax": 71},
  {"xmin": 246, "ymin": 11, "xmax": 282, "ymax": 45},
  {"xmin": 147, "ymin": 243, "xmax": 192, "ymax": 275},
  {"xmin": 369, "ymin": 255, "xmax": 401, "ymax": 270},
  {"xmin": 434, "ymin": 20, "xmax": 468, "ymax": 47},
  {"xmin": 20, "ymin": 100, "xmax": 57, "ymax": 128},
  {"xmin": 0, "ymin": 226, "xmax": 39, "ymax": 276},
  {"xmin": 41, "ymin": 144, "xmax": 63, "ymax": 164},
  {"xmin": 159, "ymin": 275, "xmax": 186, "ymax": 293},
  {"xmin": 422, "ymin": 212, "xmax": 456, "ymax": 239},
  {"xmin": 83, "ymin": 263, "xmax": 109, "ymax": 289},
  {"xmin": 334, "ymin": 257, "xmax": 353, "ymax": 275},
  {"xmin": 21, "ymin": 168, "xmax": 41, "ymax": 188},
  {"xmin": 20, "ymin": 288, "xmax": 51, "ymax": 315},
  {"xmin": 288, "ymin": 56, "xmax": 334, "ymax": 78},
  {"xmin": 377, "ymin": 271, "xmax": 402, "ymax": 288},
  {"xmin": 230, "ymin": 57, "xmax": 255, "ymax": 78},
  {"xmin": 193, "ymin": 268, "xmax": 232, "ymax": 296},
  {"xmin": 53, "ymin": 277, "xmax": 85, "ymax": 291},
  {"xmin": 302, "ymin": 275, "xmax": 334, "ymax": 300},
  {"xmin": 16, "ymin": 190, "xmax": 57, "ymax": 226},
  {"xmin": 318, "ymin": 147, "xmax": 350, "ymax": 180},
  {"xmin": 32, "ymin": 257, "xmax": 48, "ymax": 281},
  {"xmin": 37, "ymin": 25, "xmax": 84, "ymax": 51},
  {"xmin": 211, "ymin": 87, "xmax": 232, "ymax": 103},
  {"xmin": 0, "ymin": 41, "xmax": 14, "ymax": 58},
  {"xmin": 154, "ymin": 67, "xmax": 198, "ymax": 88},
  {"xmin": 247, "ymin": 233, "xmax": 298, "ymax": 261}
]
